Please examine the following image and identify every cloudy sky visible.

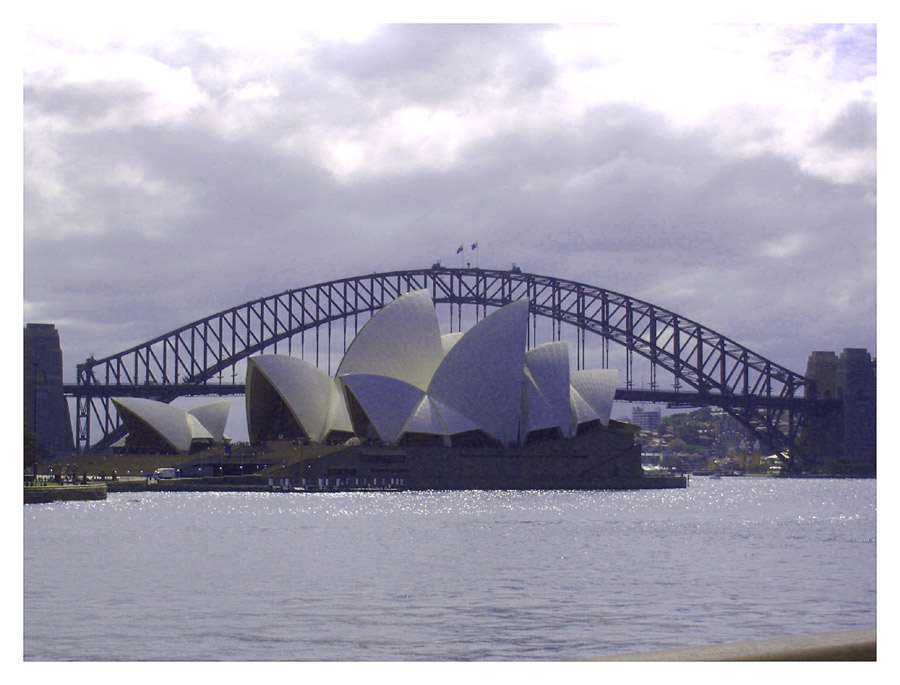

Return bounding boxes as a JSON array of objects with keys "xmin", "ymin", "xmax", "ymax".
[{"xmin": 19, "ymin": 9, "xmax": 880, "ymax": 435}]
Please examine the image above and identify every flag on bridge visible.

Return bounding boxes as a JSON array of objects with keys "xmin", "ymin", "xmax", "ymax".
[
  {"xmin": 471, "ymin": 242, "xmax": 478, "ymax": 250},
  {"xmin": 456, "ymin": 244, "xmax": 464, "ymax": 254}
]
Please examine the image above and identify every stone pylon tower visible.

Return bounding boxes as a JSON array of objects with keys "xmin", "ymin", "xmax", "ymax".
[
  {"xmin": 835, "ymin": 348, "xmax": 876, "ymax": 466},
  {"xmin": 802, "ymin": 348, "xmax": 876, "ymax": 468},
  {"xmin": 24, "ymin": 323, "xmax": 74, "ymax": 457}
]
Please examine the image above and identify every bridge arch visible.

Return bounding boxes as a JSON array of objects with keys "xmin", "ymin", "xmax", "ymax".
[{"xmin": 72, "ymin": 266, "xmax": 821, "ymax": 466}]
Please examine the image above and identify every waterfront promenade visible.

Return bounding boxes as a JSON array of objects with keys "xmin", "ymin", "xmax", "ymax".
[{"xmin": 594, "ymin": 628, "xmax": 876, "ymax": 661}]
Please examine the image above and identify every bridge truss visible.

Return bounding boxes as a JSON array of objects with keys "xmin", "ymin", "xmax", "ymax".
[{"xmin": 70, "ymin": 266, "xmax": 828, "ymax": 469}]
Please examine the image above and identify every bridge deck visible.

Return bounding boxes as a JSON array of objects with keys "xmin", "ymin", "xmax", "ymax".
[{"xmin": 63, "ymin": 383, "xmax": 833, "ymax": 412}]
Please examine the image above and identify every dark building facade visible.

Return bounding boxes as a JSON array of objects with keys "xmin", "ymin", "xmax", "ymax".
[
  {"xmin": 24, "ymin": 323, "xmax": 74, "ymax": 457},
  {"xmin": 803, "ymin": 348, "xmax": 876, "ymax": 466},
  {"xmin": 270, "ymin": 421, "xmax": 686, "ymax": 491}
]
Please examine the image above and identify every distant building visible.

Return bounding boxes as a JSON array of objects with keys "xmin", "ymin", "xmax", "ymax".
[
  {"xmin": 631, "ymin": 406, "xmax": 661, "ymax": 432},
  {"xmin": 24, "ymin": 323, "xmax": 74, "ymax": 457}
]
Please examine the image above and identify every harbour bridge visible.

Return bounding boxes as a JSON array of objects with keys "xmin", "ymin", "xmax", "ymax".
[{"xmin": 65, "ymin": 265, "xmax": 839, "ymax": 471}]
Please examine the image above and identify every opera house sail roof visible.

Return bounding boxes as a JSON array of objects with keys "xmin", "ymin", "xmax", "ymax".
[
  {"xmin": 246, "ymin": 354, "xmax": 352, "ymax": 444},
  {"xmin": 112, "ymin": 397, "xmax": 231, "ymax": 454},
  {"xmin": 525, "ymin": 341, "xmax": 573, "ymax": 439},
  {"xmin": 335, "ymin": 289, "xmax": 444, "ymax": 391},
  {"xmin": 244, "ymin": 289, "xmax": 618, "ymax": 448},
  {"xmin": 425, "ymin": 299, "xmax": 528, "ymax": 445}
]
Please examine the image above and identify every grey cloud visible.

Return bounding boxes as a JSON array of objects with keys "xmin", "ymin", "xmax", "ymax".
[
  {"xmin": 45, "ymin": 122, "xmax": 335, "ymax": 232},
  {"xmin": 312, "ymin": 24, "xmax": 557, "ymax": 106},
  {"xmin": 24, "ymin": 25, "xmax": 876, "ymax": 384},
  {"xmin": 25, "ymin": 82, "xmax": 148, "ymax": 123},
  {"xmin": 818, "ymin": 100, "xmax": 876, "ymax": 151},
  {"xmin": 422, "ymin": 105, "xmax": 871, "ymax": 267}
]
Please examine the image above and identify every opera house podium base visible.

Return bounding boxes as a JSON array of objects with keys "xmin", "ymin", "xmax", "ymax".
[{"xmin": 270, "ymin": 425, "xmax": 688, "ymax": 491}]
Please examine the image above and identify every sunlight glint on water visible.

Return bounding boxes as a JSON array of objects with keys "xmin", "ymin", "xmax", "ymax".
[{"xmin": 24, "ymin": 478, "xmax": 875, "ymax": 660}]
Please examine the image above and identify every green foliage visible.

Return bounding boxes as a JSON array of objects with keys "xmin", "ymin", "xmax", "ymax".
[
  {"xmin": 656, "ymin": 407, "xmax": 727, "ymax": 456},
  {"xmin": 666, "ymin": 437, "xmax": 689, "ymax": 453},
  {"xmin": 658, "ymin": 409, "xmax": 711, "ymax": 448}
]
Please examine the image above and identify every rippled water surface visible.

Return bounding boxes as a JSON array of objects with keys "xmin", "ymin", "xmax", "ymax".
[{"xmin": 23, "ymin": 478, "xmax": 876, "ymax": 660}]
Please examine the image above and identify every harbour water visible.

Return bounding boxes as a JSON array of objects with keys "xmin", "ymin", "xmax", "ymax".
[{"xmin": 23, "ymin": 477, "xmax": 876, "ymax": 661}]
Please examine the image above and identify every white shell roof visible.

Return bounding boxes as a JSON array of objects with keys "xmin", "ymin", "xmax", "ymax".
[
  {"xmin": 569, "ymin": 386, "xmax": 600, "ymax": 427},
  {"xmin": 428, "ymin": 299, "xmax": 529, "ymax": 445},
  {"xmin": 432, "ymin": 397, "xmax": 480, "ymax": 435},
  {"xmin": 113, "ymin": 397, "xmax": 199, "ymax": 453},
  {"xmin": 336, "ymin": 289, "xmax": 444, "ymax": 391},
  {"xmin": 188, "ymin": 400, "xmax": 231, "ymax": 442},
  {"xmin": 524, "ymin": 369, "xmax": 558, "ymax": 434},
  {"xmin": 341, "ymin": 374, "xmax": 425, "ymax": 444},
  {"xmin": 187, "ymin": 414, "xmax": 214, "ymax": 441},
  {"xmin": 243, "ymin": 295, "xmax": 619, "ymax": 447},
  {"xmin": 440, "ymin": 332, "xmax": 463, "ymax": 355},
  {"xmin": 327, "ymin": 378, "xmax": 354, "ymax": 435},
  {"xmin": 401, "ymin": 395, "xmax": 478, "ymax": 436},
  {"xmin": 525, "ymin": 342, "xmax": 572, "ymax": 437},
  {"xmin": 402, "ymin": 395, "xmax": 444, "ymax": 435},
  {"xmin": 570, "ymin": 369, "xmax": 618, "ymax": 426},
  {"xmin": 247, "ymin": 355, "xmax": 336, "ymax": 443}
]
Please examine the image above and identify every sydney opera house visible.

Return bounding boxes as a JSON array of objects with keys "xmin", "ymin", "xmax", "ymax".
[
  {"xmin": 243, "ymin": 290, "xmax": 651, "ymax": 490},
  {"xmin": 247, "ymin": 290, "xmax": 617, "ymax": 448},
  {"xmin": 110, "ymin": 290, "xmax": 676, "ymax": 489}
]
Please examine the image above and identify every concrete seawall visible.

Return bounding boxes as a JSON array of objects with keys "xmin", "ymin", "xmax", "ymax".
[
  {"xmin": 592, "ymin": 628, "xmax": 876, "ymax": 661},
  {"xmin": 107, "ymin": 479, "xmax": 271, "ymax": 493},
  {"xmin": 105, "ymin": 476, "xmax": 687, "ymax": 494},
  {"xmin": 24, "ymin": 483, "xmax": 107, "ymax": 504}
]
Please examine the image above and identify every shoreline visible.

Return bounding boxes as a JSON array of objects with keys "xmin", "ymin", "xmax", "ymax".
[
  {"xmin": 103, "ymin": 474, "xmax": 687, "ymax": 494},
  {"xmin": 24, "ymin": 483, "xmax": 107, "ymax": 504}
]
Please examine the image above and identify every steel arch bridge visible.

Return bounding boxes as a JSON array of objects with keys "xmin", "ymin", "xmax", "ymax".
[{"xmin": 68, "ymin": 265, "xmax": 831, "ymax": 469}]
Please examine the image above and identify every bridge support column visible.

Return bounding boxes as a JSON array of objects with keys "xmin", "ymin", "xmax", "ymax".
[{"xmin": 24, "ymin": 323, "xmax": 74, "ymax": 458}]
